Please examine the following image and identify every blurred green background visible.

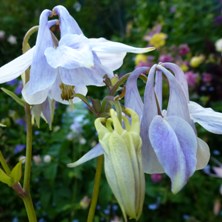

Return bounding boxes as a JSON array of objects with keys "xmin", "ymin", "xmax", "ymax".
[{"xmin": 0, "ymin": 0, "xmax": 222, "ymax": 221}]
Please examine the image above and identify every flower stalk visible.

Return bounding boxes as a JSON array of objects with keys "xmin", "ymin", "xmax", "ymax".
[{"xmin": 87, "ymin": 155, "xmax": 104, "ymax": 222}]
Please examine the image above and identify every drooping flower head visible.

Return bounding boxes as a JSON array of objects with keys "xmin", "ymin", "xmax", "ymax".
[
  {"xmin": 68, "ymin": 108, "xmax": 145, "ymax": 221},
  {"xmin": 125, "ymin": 63, "xmax": 214, "ymax": 193},
  {"xmin": 0, "ymin": 5, "xmax": 154, "ymax": 106}
]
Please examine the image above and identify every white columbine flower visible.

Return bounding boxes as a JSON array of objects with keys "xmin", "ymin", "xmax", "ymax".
[{"xmin": 0, "ymin": 5, "xmax": 154, "ymax": 105}]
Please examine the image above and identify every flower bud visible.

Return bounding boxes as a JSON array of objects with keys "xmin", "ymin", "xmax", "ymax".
[{"xmin": 95, "ymin": 108, "xmax": 145, "ymax": 221}]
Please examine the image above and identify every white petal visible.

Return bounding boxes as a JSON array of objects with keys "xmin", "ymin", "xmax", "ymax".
[
  {"xmin": 89, "ymin": 38, "xmax": 154, "ymax": 71},
  {"xmin": 189, "ymin": 101, "xmax": 222, "ymax": 134},
  {"xmin": 67, "ymin": 144, "xmax": 104, "ymax": 167},
  {"xmin": 45, "ymin": 45, "xmax": 94, "ymax": 69},
  {"xmin": 0, "ymin": 47, "xmax": 34, "ymax": 84},
  {"xmin": 196, "ymin": 138, "xmax": 210, "ymax": 170}
]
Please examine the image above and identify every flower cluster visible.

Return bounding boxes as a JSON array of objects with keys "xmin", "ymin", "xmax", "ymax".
[
  {"xmin": 1, "ymin": 5, "xmax": 222, "ymax": 222},
  {"xmin": 0, "ymin": 5, "xmax": 153, "ymax": 106},
  {"xmin": 135, "ymin": 24, "xmax": 222, "ymax": 104}
]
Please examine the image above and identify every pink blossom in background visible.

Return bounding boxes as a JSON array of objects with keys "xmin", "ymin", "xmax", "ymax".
[
  {"xmin": 159, "ymin": 54, "xmax": 173, "ymax": 63},
  {"xmin": 202, "ymin": 72, "xmax": 213, "ymax": 83},
  {"xmin": 185, "ymin": 71, "xmax": 199, "ymax": 87},
  {"xmin": 179, "ymin": 44, "xmax": 190, "ymax": 56},
  {"xmin": 151, "ymin": 174, "xmax": 163, "ymax": 183}
]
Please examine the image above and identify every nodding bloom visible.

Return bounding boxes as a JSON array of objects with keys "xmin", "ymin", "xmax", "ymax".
[
  {"xmin": 125, "ymin": 63, "xmax": 222, "ymax": 193},
  {"xmin": 0, "ymin": 5, "xmax": 154, "ymax": 105},
  {"xmin": 68, "ymin": 109, "xmax": 145, "ymax": 221}
]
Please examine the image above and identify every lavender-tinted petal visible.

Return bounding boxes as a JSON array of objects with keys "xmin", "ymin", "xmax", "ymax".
[
  {"xmin": 59, "ymin": 52, "xmax": 110, "ymax": 87},
  {"xmin": 53, "ymin": 5, "xmax": 83, "ymax": 36},
  {"xmin": 41, "ymin": 98, "xmax": 55, "ymax": 127},
  {"xmin": 45, "ymin": 44, "xmax": 94, "ymax": 69},
  {"xmin": 154, "ymin": 70, "xmax": 163, "ymax": 109},
  {"xmin": 157, "ymin": 65, "xmax": 191, "ymax": 123},
  {"xmin": 0, "ymin": 47, "xmax": 34, "ymax": 84},
  {"xmin": 22, "ymin": 10, "xmax": 57, "ymax": 104},
  {"xmin": 196, "ymin": 137, "xmax": 210, "ymax": 170},
  {"xmin": 162, "ymin": 62, "xmax": 189, "ymax": 101},
  {"xmin": 141, "ymin": 65, "xmax": 164, "ymax": 173},
  {"xmin": 125, "ymin": 67, "xmax": 148, "ymax": 118},
  {"xmin": 67, "ymin": 143, "xmax": 104, "ymax": 167},
  {"xmin": 59, "ymin": 33, "xmax": 88, "ymax": 48},
  {"xmin": 89, "ymin": 38, "xmax": 154, "ymax": 71},
  {"xmin": 149, "ymin": 115, "xmax": 197, "ymax": 193},
  {"xmin": 189, "ymin": 101, "xmax": 222, "ymax": 134}
]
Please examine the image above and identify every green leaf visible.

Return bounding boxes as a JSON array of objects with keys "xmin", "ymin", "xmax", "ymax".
[
  {"xmin": 1, "ymin": 87, "xmax": 25, "ymax": 107},
  {"xmin": 10, "ymin": 161, "xmax": 22, "ymax": 184},
  {"xmin": 0, "ymin": 169, "xmax": 13, "ymax": 186}
]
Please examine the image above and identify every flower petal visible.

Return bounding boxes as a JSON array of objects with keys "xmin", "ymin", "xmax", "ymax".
[
  {"xmin": 45, "ymin": 44, "xmax": 94, "ymax": 69},
  {"xmin": 196, "ymin": 137, "xmax": 210, "ymax": 170},
  {"xmin": 140, "ymin": 65, "xmax": 164, "ymax": 173},
  {"xmin": 53, "ymin": 5, "xmax": 83, "ymax": 36},
  {"xmin": 59, "ymin": 52, "xmax": 112, "ymax": 87},
  {"xmin": 189, "ymin": 101, "xmax": 222, "ymax": 134},
  {"xmin": 154, "ymin": 70, "xmax": 163, "ymax": 109},
  {"xmin": 89, "ymin": 38, "xmax": 155, "ymax": 71},
  {"xmin": 0, "ymin": 47, "xmax": 34, "ymax": 84},
  {"xmin": 125, "ymin": 67, "xmax": 148, "ymax": 118},
  {"xmin": 22, "ymin": 10, "xmax": 57, "ymax": 104},
  {"xmin": 157, "ymin": 65, "xmax": 191, "ymax": 123},
  {"xmin": 149, "ymin": 115, "xmax": 197, "ymax": 193},
  {"xmin": 162, "ymin": 62, "xmax": 189, "ymax": 101},
  {"xmin": 67, "ymin": 143, "xmax": 104, "ymax": 168}
]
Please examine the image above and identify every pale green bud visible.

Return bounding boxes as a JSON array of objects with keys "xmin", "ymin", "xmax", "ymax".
[{"xmin": 95, "ymin": 108, "xmax": 145, "ymax": 221}]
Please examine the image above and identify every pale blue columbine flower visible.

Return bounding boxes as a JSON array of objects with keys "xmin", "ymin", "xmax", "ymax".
[
  {"xmin": 0, "ymin": 5, "xmax": 154, "ymax": 105},
  {"xmin": 125, "ymin": 63, "xmax": 217, "ymax": 193}
]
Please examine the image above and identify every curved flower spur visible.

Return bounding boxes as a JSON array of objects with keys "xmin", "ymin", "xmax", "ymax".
[
  {"xmin": 0, "ymin": 5, "xmax": 154, "ymax": 105},
  {"xmin": 124, "ymin": 63, "xmax": 221, "ymax": 193}
]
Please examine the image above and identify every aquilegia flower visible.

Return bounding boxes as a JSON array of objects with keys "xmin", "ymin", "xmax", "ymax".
[
  {"xmin": 0, "ymin": 5, "xmax": 154, "ymax": 105},
  {"xmin": 68, "ymin": 108, "xmax": 145, "ymax": 221},
  {"xmin": 125, "ymin": 63, "xmax": 222, "ymax": 193}
]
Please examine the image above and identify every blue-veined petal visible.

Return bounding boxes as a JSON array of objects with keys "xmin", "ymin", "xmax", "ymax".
[
  {"xmin": 67, "ymin": 144, "xmax": 104, "ymax": 167},
  {"xmin": 189, "ymin": 101, "xmax": 222, "ymax": 134},
  {"xmin": 53, "ymin": 5, "xmax": 83, "ymax": 36},
  {"xmin": 0, "ymin": 47, "xmax": 35, "ymax": 84},
  {"xmin": 149, "ymin": 115, "xmax": 197, "ymax": 193},
  {"xmin": 22, "ymin": 9, "xmax": 57, "ymax": 104},
  {"xmin": 89, "ymin": 38, "xmax": 155, "ymax": 71},
  {"xmin": 125, "ymin": 67, "xmax": 148, "ymax": 118}
]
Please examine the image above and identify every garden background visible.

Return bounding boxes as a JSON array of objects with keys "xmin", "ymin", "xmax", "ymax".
[{"xmin": 0, "ymin": 0, "xmax": 222, "ymax": 221}]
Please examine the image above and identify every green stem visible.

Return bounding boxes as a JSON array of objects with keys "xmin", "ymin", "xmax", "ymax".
[
  {"xmin": 23, "ymin": 103, "xmax": 33, "ymax": 192},
  {"xmin": 21, "ymin": 102, "xmax": 37, "ymax": 222},
  {"xmin": 22, "ymin": 194, "xmax": 37, "ymax": 222},
  {"xmin": 87, "ymin": 156, "xmax": 104, "ymax": 222}
]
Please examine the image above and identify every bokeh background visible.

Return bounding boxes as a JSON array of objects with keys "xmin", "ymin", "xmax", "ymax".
[{"xmin": 0, "ymin": 0, "xmax": 222, "ymax": 221}]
